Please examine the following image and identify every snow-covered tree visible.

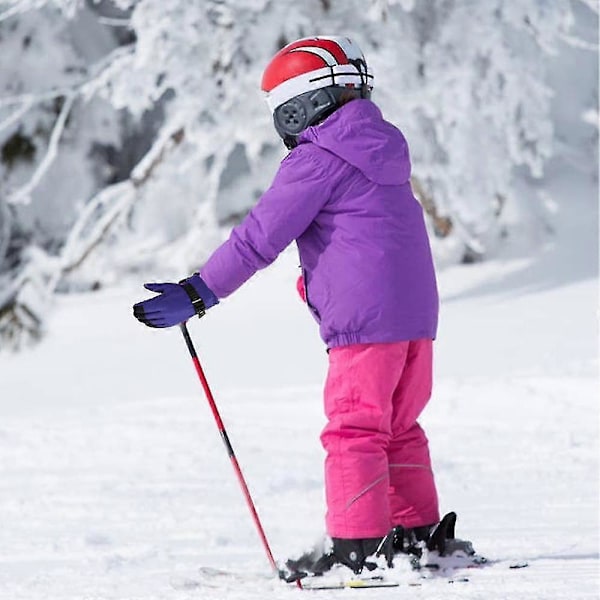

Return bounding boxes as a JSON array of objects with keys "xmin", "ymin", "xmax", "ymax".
[
  {"xmin": 0, "ymin": 2, "xmax": 132, "ymax": 348},
  {"xmin": 0, "ymin": 0, "xmax": 597, "ymax": 350}
]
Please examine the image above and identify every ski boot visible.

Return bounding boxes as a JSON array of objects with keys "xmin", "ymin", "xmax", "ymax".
[
  {"xmin": 381, "ymin": 512, "xmax": 484, "ymax": 572},
  {"xmin": 421, "ymin": 511, "xmax": 485, "ymax": 571},
  {"xmin": 283, "ymin": 536, "xmax": 384, "ymax": 582},
  {"xmin": 329, "ymin": 537, "xmax": 383, "ymax": 574},
  {"xmin": 375, "ymin": 521, "xmax": 431, "ymax": 569}
]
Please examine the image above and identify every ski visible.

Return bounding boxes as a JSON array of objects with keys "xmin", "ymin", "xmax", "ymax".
[
  {"xmin": 283, "ymin": 553, "xmax": 530, "ymax": 590},
  {"xmin": 299, "ymin": 576, "xmax": 401, "ymax": 590},
  {"xmin": 296, "ymin": 560, "xmax": 529, "ymax": 590}
]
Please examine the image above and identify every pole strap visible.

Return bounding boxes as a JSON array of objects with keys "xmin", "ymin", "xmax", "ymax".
[{"xmin": 180, "ymin": 281, "xmax": 206, "ymax": 318}]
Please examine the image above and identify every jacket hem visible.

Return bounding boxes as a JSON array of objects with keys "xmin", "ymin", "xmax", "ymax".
[{"xmin": 325, "ymin": 329, "xmax": 437, "ymax": 349}]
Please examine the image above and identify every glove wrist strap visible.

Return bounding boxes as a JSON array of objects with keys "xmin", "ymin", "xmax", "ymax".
[{"xmin": 180, "ymin": 281, "xmax": 206, "ymax": 318}]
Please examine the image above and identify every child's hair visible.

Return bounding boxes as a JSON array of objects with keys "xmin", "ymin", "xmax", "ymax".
[{"xmin": 338, "ymin": 88, "xmax": 363, "ymax": 105}]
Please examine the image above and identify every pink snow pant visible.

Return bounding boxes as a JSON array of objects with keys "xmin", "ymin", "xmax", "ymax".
[{"xmin": 321, "ymin": 340, "xmax": 439, "ymax": 539}]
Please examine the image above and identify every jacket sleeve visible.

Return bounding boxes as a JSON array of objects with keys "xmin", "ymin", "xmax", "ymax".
[{"xmin": 200, "ymin": 145, "xmax": 336, "ymax": 299}]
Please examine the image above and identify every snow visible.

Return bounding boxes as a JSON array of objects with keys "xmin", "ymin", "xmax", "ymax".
[
  {"xmin": 0, "ymin": 184, "xmax": 598, "ymax": 599},
  {"xmin": 1, "ymin": 2, "xmax": 598, "ymax": 596}
]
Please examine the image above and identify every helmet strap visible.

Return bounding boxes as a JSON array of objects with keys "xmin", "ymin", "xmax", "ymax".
[{"xmin": 348, "ymin": 57, "xmax": 371, "ymax": 99}]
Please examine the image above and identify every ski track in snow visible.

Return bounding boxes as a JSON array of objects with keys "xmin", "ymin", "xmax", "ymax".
[{"xmin": 0, "ymin": 249, "xmax": 598, "ymax": 599}]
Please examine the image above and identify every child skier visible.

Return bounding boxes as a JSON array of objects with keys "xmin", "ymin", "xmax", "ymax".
[{"xmin": 133, "ymin": 36, "xmax": 472, "ymax": 576}]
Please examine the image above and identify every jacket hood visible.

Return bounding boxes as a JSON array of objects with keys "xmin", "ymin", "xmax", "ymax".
[{"xmin": 298, "ymin": 99, "xmax": 411, "ymax": 185}]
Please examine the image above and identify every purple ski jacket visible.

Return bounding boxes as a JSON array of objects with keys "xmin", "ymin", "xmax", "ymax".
[{"xmin": 200, "ymin": 99, "xmax": 438, "ymax": 348}]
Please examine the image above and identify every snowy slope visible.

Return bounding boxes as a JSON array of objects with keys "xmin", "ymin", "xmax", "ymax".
[{"xmin": 0, "ymin": 173, "xmax": 598, "ymax": 599}]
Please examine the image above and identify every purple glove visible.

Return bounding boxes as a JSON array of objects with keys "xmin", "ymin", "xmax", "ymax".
[{"xmin": 133, "ymin": 273, "xmax": 219, "ymax": 328}]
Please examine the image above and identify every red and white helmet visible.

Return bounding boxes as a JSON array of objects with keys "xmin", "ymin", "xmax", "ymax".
[
  {"xmin": 261, "ymin": 36, "xmax": 373, "ymax": 113},
  {"xmin": 261, "ymin": 36, "xmax": 373, "ymax": 146}
]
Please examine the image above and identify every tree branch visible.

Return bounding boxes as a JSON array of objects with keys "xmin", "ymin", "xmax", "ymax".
[
  {"xmin": 0, "ymin": 45, "xmax": 134, "ymax": 109},
  {"xmin": 52, "ymin": 181, "xmax": 135, "ymax": 286},
  {"xmin": 0, "ymin": 0, "xmax": 80, "ymax": 23},
  {"xmin": 1, "ymin": 43, "xmax": 134, "ymax": 206},
  {"xmin": 0, "ymin": 199, "xmax": 11, "ymax": 266},
  {"xmin": 0, "ymin": 98, "xmax": 34, "ymax": 134},
  {"xmin": 131, "ymin": 126, "xmax": 185, "ymax": 187},
  {"xmin": 7, "ymin": 93, "xmax": 75, "ymax": 205},
  {"xmin": 0, "ymin": 1, "xmax": 39, "ymax": 24},
  {"xmin": 411, "ymin": 176, "xmax": 453, "ymax": 238},
  {"xmin": 559, "ymin": 32, "xmax": 599, "ymax": 51},
  {"xmin": 573, "ymin": 0, "xmax": 599, "ymax": 15},
  {"xmin": 97, "ymin": 16, "xmax": 131, "ymax": 27}
]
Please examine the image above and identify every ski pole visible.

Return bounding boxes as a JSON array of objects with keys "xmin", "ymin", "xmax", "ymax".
[{"xmin": 178, "ymin": 322, "xmax": 283, "ymax": 579}]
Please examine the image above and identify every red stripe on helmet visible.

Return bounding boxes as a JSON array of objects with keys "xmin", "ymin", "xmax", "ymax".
[
  {"xmin": 285, "ymin": 38, "xmax": 349, "ymax": 65},
  {"xmin": 261, "ymin": 37, "xmax": 350, "ymax": 93},
  {"xmin": 262, "ymin": 51, "xmax": 325, "ymax": 92}
]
